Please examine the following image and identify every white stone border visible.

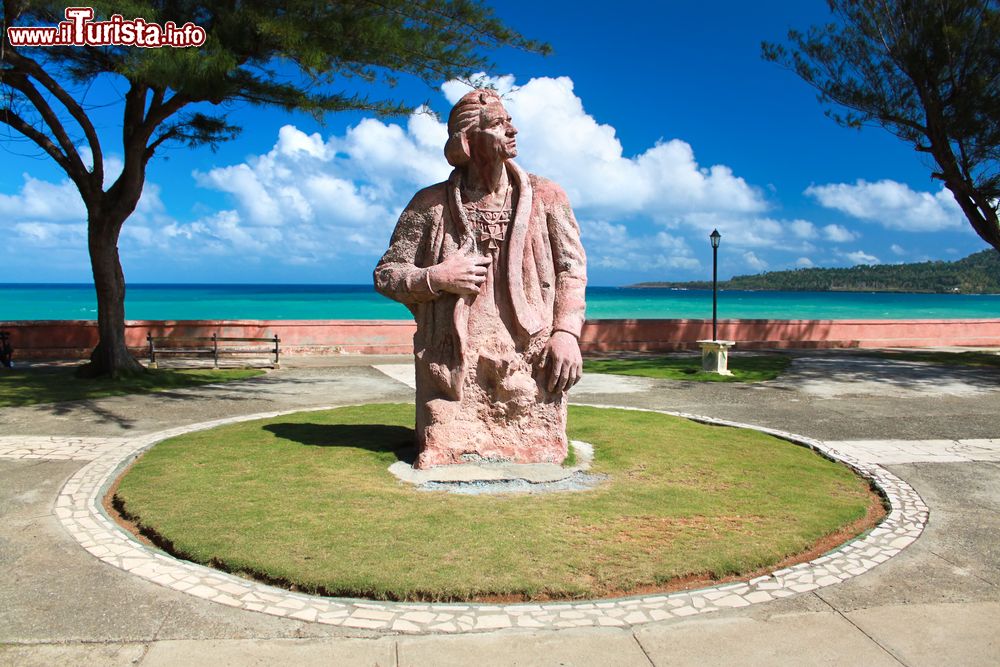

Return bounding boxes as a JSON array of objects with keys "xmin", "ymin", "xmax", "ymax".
[{"xmin": 54, "ymin": 404, "xmax": 927, "ymax": 634}]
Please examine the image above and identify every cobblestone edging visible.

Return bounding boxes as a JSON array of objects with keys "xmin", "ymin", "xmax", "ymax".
[{"xmin": 45, "ymin": 405, "xmax": 927, "ymax": 634}]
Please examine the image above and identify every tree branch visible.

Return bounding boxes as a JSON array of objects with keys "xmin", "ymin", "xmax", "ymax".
[
  {"xmin": 143, "ymin": 92, "xmax": 190, "ymax": 134},
  {"xmin": 2, "ymin": 72, "xmax": 90, "ymax": 184},
  {"xmin": 0, "ymin": 106, "xmax": 75, "ymax": 179},
  {"xmin": 145, "ymin": 128, "xmax": 177, "ymax": 160},
  {"xmin": 5, "ymin": 50, "xmax": 104, "ymax": 185}
]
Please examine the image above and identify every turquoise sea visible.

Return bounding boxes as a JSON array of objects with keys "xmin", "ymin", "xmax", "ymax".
[{"xmin": 1, "ymin": 284, "xmax": 998, "ymax": 321}]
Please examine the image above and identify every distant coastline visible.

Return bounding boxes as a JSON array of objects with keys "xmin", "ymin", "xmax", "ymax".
[{"xmin": 631, "ymin": 249, "xmax": 1000, "ymax": 295}]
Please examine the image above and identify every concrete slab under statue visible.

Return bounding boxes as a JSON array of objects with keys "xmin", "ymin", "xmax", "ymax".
[
  {"xmin": 374, "ymin": 88, "xmax": 587, "ymax": 470},
  {"xmin": 387, "ymin": 440, "xmax": 607, "ymax": 495},
  {"xmin": 698, "ymin": 339, "xmax": 736, "ymax": 375}
]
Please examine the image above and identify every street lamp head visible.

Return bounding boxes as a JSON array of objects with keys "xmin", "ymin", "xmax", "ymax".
[{"xmin": 710, "ymin": 229, "xmax": 721, "ymax": 249}]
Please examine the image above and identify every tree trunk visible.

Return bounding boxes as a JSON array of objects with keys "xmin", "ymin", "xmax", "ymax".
[
  {"xmin": 77, "ymin": 214, "xmax": 145, "ymax": 378},
  {"xmin": 942, "ymin": 178, "xmax": 1000, "ymax": 253}
]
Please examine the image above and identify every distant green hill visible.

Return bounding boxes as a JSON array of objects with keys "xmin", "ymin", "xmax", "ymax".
[{"xmin": 632, "ymin": 250, "xmax": 1000, "ymax": 294}]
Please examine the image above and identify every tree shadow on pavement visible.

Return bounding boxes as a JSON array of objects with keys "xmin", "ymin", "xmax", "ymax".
[
  {"xmin": 775, "ymin": 352, "xmax": 1000, "ymax": 396},
  {"xmin": 0, "ymin": 366, "xmax": 411, "ymax": 428}
]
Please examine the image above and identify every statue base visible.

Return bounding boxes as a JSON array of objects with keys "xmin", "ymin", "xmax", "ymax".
[{"xmin": 389, "ymin": 441, "xmax": 605, "ymax": 495}]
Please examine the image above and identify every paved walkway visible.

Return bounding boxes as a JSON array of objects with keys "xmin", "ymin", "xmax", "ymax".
[{"xmin": 1, "ymin": 351, "xmax": 998, "ymax": 666}]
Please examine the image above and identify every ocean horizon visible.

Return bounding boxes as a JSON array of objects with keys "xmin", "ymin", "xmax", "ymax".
[{"xmin": 1, "ymin": 283, "xmax": 998, "ymax": 321}]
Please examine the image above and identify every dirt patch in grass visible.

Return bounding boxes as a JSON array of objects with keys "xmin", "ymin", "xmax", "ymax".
[{"xmin": 109, "ymin": 404, "xmax": 884, "ymax": 602}]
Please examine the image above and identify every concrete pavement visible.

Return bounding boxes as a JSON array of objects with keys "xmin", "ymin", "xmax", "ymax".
[{"xmin": 1, "ymin": 350, "xmax": 998, "ymax": 666}]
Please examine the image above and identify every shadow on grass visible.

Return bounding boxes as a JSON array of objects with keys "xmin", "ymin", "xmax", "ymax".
[{"xmin": 264, "ymin": 423, "xmax": 417, "ymax": 462}]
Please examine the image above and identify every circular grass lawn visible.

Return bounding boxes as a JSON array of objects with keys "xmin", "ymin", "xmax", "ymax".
[{"xmin": 113, "ymin": 404, "xmax": 882, "ymax": 602}]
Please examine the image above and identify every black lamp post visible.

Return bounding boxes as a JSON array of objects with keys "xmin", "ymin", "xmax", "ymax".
[{"xmin": 710, "ymin": 229, "xmax": 721, "ymax": 341}]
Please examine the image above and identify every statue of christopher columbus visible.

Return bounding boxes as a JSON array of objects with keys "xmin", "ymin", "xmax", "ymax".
[{"xmin": 374, "ymin": 89, "xmax": 587, "ymax": 469}]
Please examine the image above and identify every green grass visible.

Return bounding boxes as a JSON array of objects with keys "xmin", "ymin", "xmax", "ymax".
[
  {"xmin": 0, "ymin": 367, "xmax": 265, "ymax": 407},
  {"xmin": 857, "ymin": 350, "xmax": 1000, "ymax": 368},
  {"xmin": 115, "ymin": 403, "xmax": 877, "ymax": 601},
  {"xmin": 584, "ymin": 353, "xmax": 791, "ymax": 382}
]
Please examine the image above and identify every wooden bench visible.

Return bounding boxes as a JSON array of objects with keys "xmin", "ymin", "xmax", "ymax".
[
  {"xmin": 0, "ymin": 331, "xmax": 12, "ymax": 368},
  {"xmin": 146, "ymin": 333, "xmax": 280, "ymax": 369}
]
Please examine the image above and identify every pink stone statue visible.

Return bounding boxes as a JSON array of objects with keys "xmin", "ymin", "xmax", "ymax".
[{"xmin": 374, "ymin": 89, "xmax": 587, "ymax": 468}]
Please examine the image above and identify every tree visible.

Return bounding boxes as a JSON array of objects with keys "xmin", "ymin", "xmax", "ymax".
[
  {"xmin": 1, "ymin": 1, "xmax": 545, "ymax": 377},
  {"xmin": 762, "ymin": 0, "xmax": 999, "ymax": 253}
]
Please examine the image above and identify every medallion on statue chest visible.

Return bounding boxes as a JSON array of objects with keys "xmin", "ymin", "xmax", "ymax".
[
  {"xmin": 465, "ymin": 205, "xmax": 512, "ymax": 254},
  {"xmin": 476, "ymin": 210, "xmax": 510, "ymax": 253}
]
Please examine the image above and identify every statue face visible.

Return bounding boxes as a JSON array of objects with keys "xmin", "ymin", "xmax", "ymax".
[{"xmin": 469, "ymin": 100, "xmax": 518, "ymax": 162}]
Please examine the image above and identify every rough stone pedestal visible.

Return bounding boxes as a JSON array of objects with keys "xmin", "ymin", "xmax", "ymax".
[{"xmin": 697, "ymin": 340, "xmax": 736, "ymax": 376}]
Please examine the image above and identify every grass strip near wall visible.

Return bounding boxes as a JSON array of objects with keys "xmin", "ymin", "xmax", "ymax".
[
  {"xmin": 857, "ymin": 350, "xmax": 1000, "ymax": 369},
  {"xmin": 0, "ymin": 367, "xmax": 265, "ymax": 407},
  {"xmin": 115, "ymin": 403, "xmax": 877, "ymax": 602},
  {"xmin": 584, "ymin": 353, "xmax": 790, "ymax": 382}
]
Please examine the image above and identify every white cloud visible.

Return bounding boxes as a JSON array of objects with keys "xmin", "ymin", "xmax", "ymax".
[
  {"xmin": 187, "ymin": 73, "xmax": 776, "ymax": 272},
  {"xmin": 0, "ymin": 74, "xmax": 871, "ymax": 280},
  {"xmin": 581, "ymin": 219, "xmax": 700, "ymax": 272},
  {"xmin": 680, "ymin": 213, "xmax": 817, "ymax": 253},
  {"xmin": 13, "ymin": 221, "xmax": 86, "ymax": 246},
  {"xmin": 742, "ymin": 251, "xmax": 768, "ymax": 272},
  {"xmin": 790, "ymin": 220, "xmax": 817, "ymax": 239},
  {"xmin": 806, "ymin": 179, "xmax": 964, "ymax": 232},
  {"xmin": 822, "ymin": 224, "xmax": 858, "ymax": 243},
  {"xmin": 195, "ymin": 164, "xmax": 281, "ymax": 225},
  {"xmin": 796, "ymin": 257, "xmax": 814, "ymax": 268},
  {"xmin": 443, "ymin": 74, "xmax": 767, "ymax": 219},
  {"xmin": 0, "ymin": 160, "xmax": 172, "ymax": 256},
  {"xmin": 192, "ymin": 117, "xmax": 445, "ymax": 253},
  {"xmin": 845, "ymin": 250, "xmax": 880, "ymax": 265},
  {"xmin": 0, "ymin": 175, "xmax": 86, "ymax": 221},
  {"xmin": 890, "ymin": 243, "xmax": 906, "ymax": 256}
]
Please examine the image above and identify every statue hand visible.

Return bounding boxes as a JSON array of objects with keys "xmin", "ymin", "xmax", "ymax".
[
  {"xmin": 542, "ymin": 331, "xmax": 582, "ymax": 393},
  {"xmin": 428, "ymin": 254, "xmax": 491, "ymax": 295}
]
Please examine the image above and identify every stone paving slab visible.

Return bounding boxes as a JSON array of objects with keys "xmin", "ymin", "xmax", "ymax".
[
  {"xmin": 372, "ymin": 363, "xmax": 417, "ymax": 388},
  {"xmin": 633, "ymin": 610, "xmax": 903, "ymax": 667},
  {"xmin": 845, "ymin": 601, "xmax": 1000, "ymax": 667},
  {"xmin": 140, "ymin": 637, "xmax": 398, "ymax": 667},
  {"xmin": 0, "ymin": 642, "xmax": 147, "ymax": 667},
  {"xmin": 48, "ymin": 403, "xmax": 928, "ymax": 636},
  {"xmin": 0, "ymin": 436, "xmax": 132, "ymax": 461},
  {"xmin": 396, "ymin": 628, "xmax": 654, "ymax": 666},
  {"xmin": 825, "ymin": 438, "xmax": 1000, "ymax": 464}
]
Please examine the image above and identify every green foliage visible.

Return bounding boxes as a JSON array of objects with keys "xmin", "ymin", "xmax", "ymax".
[
  {"xmin": 2, "ymin": 1, "xmax": 545, "ymax": 155},
  {"xmin": 1, "ymin": 0, "xmax": 545, "ymax": 376},
  {"xmin": 584, "ymin": 354, "xmax": 790, "ymax": 382},
  {"xmin": 114, "ymin": 404, "xmax": 875, "ymax": 601},
  {"xmin": 762, "ymin": 0, "xmax": 1000, "ymax": 251},
  {"xmin": 636, "ymin": 249, "xmax": 1000, "ymax": 293},
  {"xmin": 0, "ymin": 366, "xmax": 263, "ymax": 406}
]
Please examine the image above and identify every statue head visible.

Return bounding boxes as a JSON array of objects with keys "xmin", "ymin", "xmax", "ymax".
[{"xmin": 444, "ymin": 88, "xmax": 518, "ymax": 168}]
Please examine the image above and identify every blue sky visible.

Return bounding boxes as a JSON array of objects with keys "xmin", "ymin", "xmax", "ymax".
[{"xmin": 0, "ymin": 1, "xmax": 987, "ymax": 286}]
